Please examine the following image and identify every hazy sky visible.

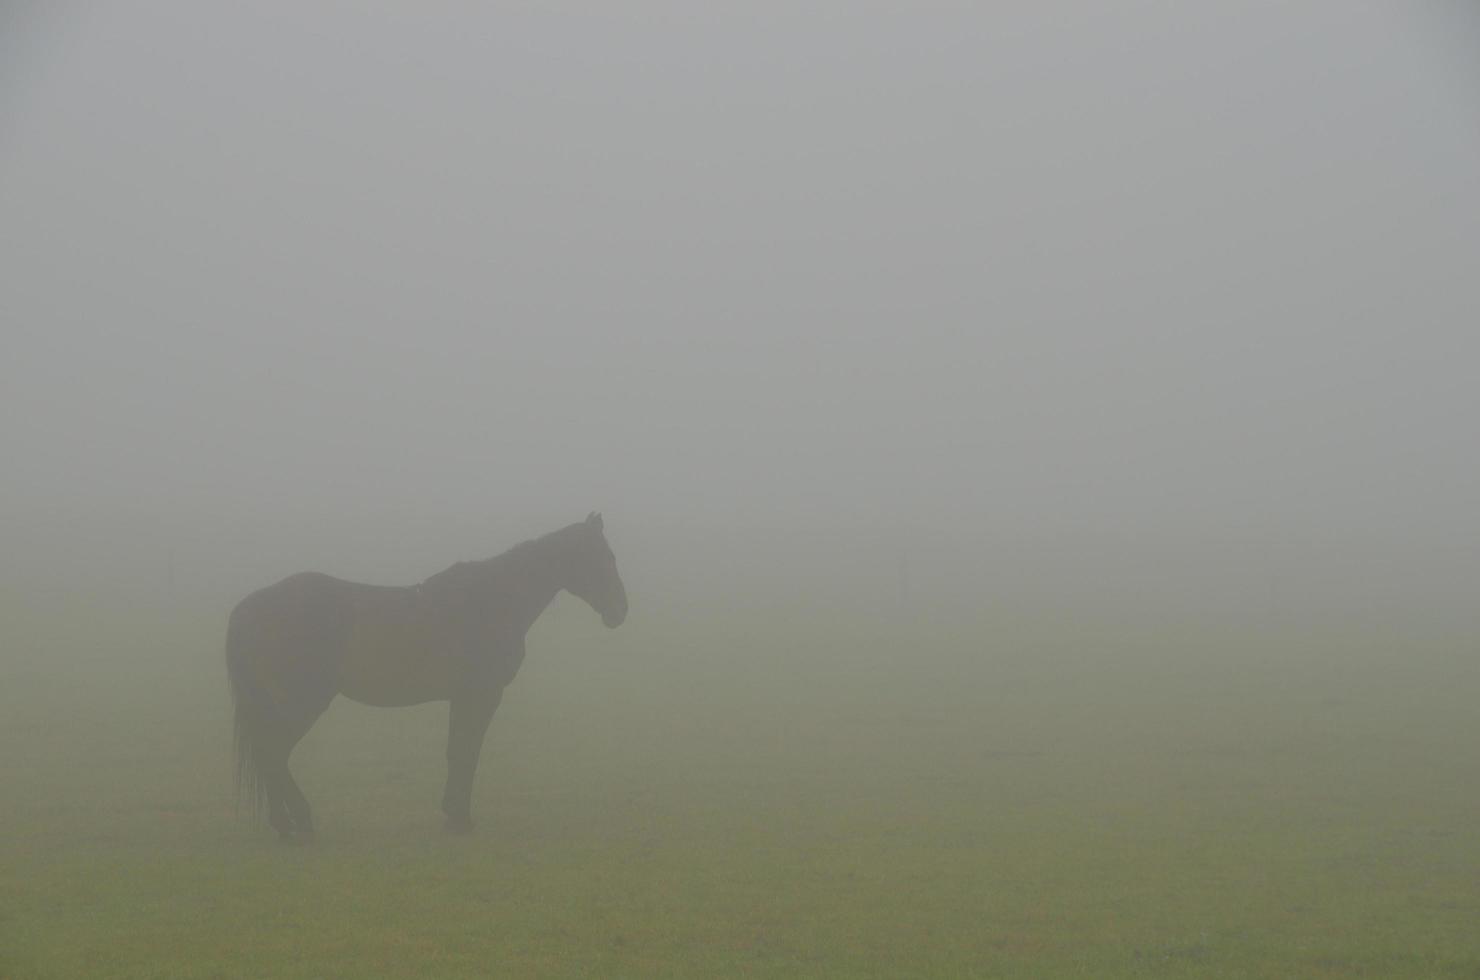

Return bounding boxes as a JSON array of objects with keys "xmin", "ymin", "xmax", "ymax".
[{"xmin": 3, "ymin": 3, "xmax": 1478, "ymax": 614}]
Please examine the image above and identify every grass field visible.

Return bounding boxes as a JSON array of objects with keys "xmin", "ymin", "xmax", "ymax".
[{"xmin": 3, "ymin": 591, "xmax": 1479, "ymax": 978}]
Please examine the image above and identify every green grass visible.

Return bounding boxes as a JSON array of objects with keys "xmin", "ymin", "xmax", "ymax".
[{"xmin": 3, "ymin": 591, "xmax": 1479, "ymax": 977}]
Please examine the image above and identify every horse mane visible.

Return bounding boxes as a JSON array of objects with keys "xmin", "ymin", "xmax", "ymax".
[{"xmin": 419, "ymin": 523, "xmax": 580, "ymax": 593}]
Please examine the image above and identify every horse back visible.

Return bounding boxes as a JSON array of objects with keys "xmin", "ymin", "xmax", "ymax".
[{"xmin": 229, "ymin": 571, "xmax": 460, "ymax": 708}]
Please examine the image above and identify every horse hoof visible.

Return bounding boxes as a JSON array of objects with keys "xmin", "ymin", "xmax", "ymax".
[{"xmin": 444, "ymin": 816, "xmax": 474, "ymax": 835}]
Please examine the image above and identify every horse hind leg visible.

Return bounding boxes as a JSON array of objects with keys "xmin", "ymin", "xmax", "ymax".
[
  {"xmin": 264, "ymin": 767, "xmax": 298, "ymax": 842},
  {"xmin": 263, "ymin": 697, "xmax": 331, "ymax": 843},
  {"xmin": 229, "ymin": 597, "xmax": 337, "ymax": 843},
  {"xmin": 279, "ymin": 729, "xmax": 319, "ymax": 842},
  {"xmin": 265, "ymin": 767, "xmax": 312, "ymax": 844}
]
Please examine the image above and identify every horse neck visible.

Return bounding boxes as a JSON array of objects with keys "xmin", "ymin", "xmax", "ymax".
[{"xmin": 491, "ymin": 535, "xmax": 568, "ymax": 634}]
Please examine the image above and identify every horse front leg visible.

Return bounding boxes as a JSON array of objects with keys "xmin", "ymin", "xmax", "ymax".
[{"xmin": 441, "ymin": 685, "xmax": 503, "ymax": 833}]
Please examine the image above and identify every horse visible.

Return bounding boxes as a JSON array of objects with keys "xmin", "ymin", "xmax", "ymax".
[{"xmin": 225, "ymin": 512, "xmax": 627, "ymax": 841}]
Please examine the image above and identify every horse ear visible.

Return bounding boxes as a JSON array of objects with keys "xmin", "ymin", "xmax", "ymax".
[{"xmin": 587, "ymin": 511, "xmax": 603, "ymax": 531}]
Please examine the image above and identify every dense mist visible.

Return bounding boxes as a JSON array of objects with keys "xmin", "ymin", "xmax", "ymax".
[
  {"xmin": 5, "ymin": 5, "xmax": 1480, "ymax": 977},
  {"xmin": 4, "ymin": 3, "xmax": 1479, "ymax": 622}
]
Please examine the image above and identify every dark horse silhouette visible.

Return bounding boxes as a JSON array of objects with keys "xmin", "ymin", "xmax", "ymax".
[{"xmin": 226, "ymin": 513, "xmax": 627, "ymax": 841}]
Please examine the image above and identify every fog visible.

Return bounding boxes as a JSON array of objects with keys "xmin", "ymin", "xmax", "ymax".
[
  {"xmin": 7, "ymin": 5, "xmax": 1480, "ymax": 975},
  {"xmin": 3, "ymin": 3, "xmax": 1479, "ymax": 616}
]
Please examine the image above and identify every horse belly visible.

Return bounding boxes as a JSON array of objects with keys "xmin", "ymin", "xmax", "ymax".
[{"xmin": 336, "ymin": 621, "xmax": 453, "ymax": 707}]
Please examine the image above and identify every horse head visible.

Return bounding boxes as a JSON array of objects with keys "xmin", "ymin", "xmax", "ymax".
[{"xmin": 563, "ymin": 512, "xmax": 628, "ymax": 628}]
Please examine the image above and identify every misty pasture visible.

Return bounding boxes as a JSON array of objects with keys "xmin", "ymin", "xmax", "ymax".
[
  {"xmin": 4, "ymin": 3, "xmax": 1480, "ymax": 978},
  {"xmin": 5, "ymin": 595, "xmax": 1480, "ymax": 976}
]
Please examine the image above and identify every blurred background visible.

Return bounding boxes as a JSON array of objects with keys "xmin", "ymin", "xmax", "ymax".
[
  {"xmin": 5, "ymin": 6, "xmax": 1480, "ymax": 976},
  {"xmin": 3, "ymin": 1, "xmax": 1478, "ymax": 621}
]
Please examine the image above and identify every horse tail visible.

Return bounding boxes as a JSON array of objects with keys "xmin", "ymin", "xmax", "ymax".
[{"xmin": 226, "ymin": 603, "xmax": 269, "ymax": 819}]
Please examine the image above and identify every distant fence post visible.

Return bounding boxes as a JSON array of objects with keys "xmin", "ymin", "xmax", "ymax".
[{"xmin": 896, "ymin": 546, "xmax": 910, "ymax": 615}]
